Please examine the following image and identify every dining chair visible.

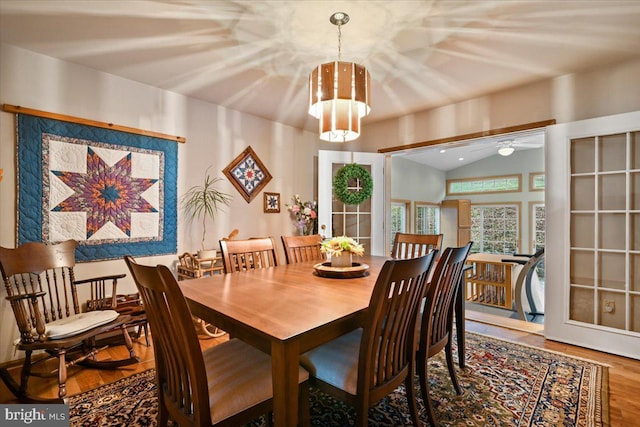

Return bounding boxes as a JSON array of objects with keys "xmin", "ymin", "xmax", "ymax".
[
  {"xmin": 124, "ymin": 256, "xmax": 310, "ymax": 427},
  {"xmin": 391, "ymin": 232, "xmax": 443, "ymax": 260},
  {"xmin": 0, "ymin": 240, "xmax": 139, "ymax": 401},
  {"xmin": 299, "ymin": 252, "xmax": 437, "ymax": 427},
  {"xmin": 281, "ymin": 234, "xmax": 326, "ymax": 264},
  {"xmin": 219, "ymin": 237, "xmax": 280, "ymax": 273},
  {"xmin": 415, "ymin": 242, "xmax": 472, "ymax": 427}
]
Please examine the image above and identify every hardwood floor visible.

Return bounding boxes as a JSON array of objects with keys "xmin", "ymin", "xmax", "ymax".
[{"xmin": 1, "ymin": 321, "xmax": 639, "ymax": 426}]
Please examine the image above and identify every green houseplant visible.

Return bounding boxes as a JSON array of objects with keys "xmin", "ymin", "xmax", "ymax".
[{"xmin": 181, "ymin": 167, "xmax": 232, "ymax": 257}]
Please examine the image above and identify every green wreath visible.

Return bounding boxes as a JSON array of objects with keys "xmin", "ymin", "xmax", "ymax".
[{"xmin": 333, "ymin": 163, "xmax": 373, "ymax": 205}]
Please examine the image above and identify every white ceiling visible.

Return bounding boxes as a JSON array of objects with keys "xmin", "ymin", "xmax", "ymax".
[
  {"xmin": 2, "ymin": 0, "xmax": 639, "ymax": 135},
  {"xmin": 394, "ymin": 128, "xmax": 545, "ymax": 171}
]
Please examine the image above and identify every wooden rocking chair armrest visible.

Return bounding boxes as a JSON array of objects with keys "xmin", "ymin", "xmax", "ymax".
[
  {"xmin": 73, "ymin": 273, "xmax": 126, "ymax": 286},
  {"xmin": 6, "ymin": 291, "xmax": 47, "ymax": 302},
  {"xmin": 75, "ymin": 274, "xmax": 126, "ymax": 309}
]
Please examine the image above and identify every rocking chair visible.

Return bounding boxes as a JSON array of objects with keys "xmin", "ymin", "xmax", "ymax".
[{"xmin": 0, "ymin": 240, "xmax": 140, "ymax": 402}]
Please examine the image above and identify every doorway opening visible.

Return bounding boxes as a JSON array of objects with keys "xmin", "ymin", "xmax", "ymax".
[{"xmin": 389, "ymin": 128, "xmax": 546, "ymax": 333}]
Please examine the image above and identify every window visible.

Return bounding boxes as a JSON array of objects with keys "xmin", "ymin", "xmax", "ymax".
[
  {"xmin": 470, "ymin": 204, "xmax": 520, "ymax": 254},
  {"xmin": 390, "ymin": 200, "xmax": 410, "ymax": 253},
  {"xmin": 531, "ymin": 202, "xmax": 545, "ymax": 251},
  {"xmin": 529, "ymin": 172, "xmax": 545, "ymax": 191},
  {"xmin": 415, "ymin": 203, "xmax": 440, "ymax": 235},
  {"xmin": 447, "ymin": 174, "xmax": 521, "ymax": 196}
]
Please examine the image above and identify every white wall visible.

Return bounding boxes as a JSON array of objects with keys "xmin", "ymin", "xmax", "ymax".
[
  {"xmin": 0, "ymin": 44, "xmax": 322, "ymax": 363},
  {"xmin": 357, "ymin": 58, "xmax": 640, "ymax": 152},
  {"xmin": 391, "ymin": 157, "xmax": 446, "ymax": 203}
]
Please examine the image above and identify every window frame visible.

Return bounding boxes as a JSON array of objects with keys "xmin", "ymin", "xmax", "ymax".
[
  {"xmin": 446, "ymin": 174, "xmax": 522, "ymax": 196},
  {"xmin": 529, "ymin": 172, "xmax": 545, "ymax": 192},
  {"xmin": 414, "ymin": 201, "xmax": 440, "ymax": 235},
  {"xmin": 470, "ymin": 202, "xmax": 522, "ymax": 254}
]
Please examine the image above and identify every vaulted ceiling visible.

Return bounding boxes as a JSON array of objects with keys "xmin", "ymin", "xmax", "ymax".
[{"xmin": 2, "ymin": 0, "xmax": 639, "ymax": 138}]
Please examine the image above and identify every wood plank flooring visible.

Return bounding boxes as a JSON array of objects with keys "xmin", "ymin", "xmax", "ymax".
[{"xmin": 1, "ymin": 321, "xmax": 638, "ymax": 426}]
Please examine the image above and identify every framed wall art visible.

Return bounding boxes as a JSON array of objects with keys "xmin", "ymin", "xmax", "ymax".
[
  {"xmin": 263, "ymin": 192, "xmax": 280, "ymax": 213},
  {"xmin": 223, "ymin": 146, "xmax": 272, "ymax": 203}
]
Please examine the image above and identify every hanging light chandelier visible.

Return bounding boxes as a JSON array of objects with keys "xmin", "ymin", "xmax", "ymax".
[{"xmin": 308, "ymin": 12, "xmax": 371, "ymax": 142}]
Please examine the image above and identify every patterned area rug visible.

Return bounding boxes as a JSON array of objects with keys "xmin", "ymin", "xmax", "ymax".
[{"xmin": 69, "ymin": 332, "xmax": 609, "ymax": 426}]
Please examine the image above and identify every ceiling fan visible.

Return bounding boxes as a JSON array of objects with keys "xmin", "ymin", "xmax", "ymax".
[{"xmin": 496, "ymin": 133, "xmax": 545, "ymax": 156}]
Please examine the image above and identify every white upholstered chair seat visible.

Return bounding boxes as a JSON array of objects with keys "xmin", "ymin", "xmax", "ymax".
[{"xmin": 44, "ymin": 310, "xmax": 120, "ymax": 339}]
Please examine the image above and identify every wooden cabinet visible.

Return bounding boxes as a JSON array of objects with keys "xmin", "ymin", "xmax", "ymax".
[{"xmin": 441, "ymin": 199, "xmax": 471, "ymax": 248}]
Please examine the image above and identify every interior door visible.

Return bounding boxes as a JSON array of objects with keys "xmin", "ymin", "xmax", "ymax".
[
  {"xmin": 318, "ymin": 150, "xmax": 385, "ymax": 256},
  {"xmin": 545, "ymin": 110, "xmax": 640, "ymax": 359}
]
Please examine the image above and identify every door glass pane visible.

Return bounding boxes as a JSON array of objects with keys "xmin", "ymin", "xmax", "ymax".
[
  {"xmin": 632, "ymin": 213, "xmax": 640, "ymax": 251},
  {"xmin": 570, "ymin": 287, "xmax": 594, "ymax": 324},
  {"xmin": 599, "ymin": 213, "xmax": 626, "ymax": 250},
  {"xmin": 570, "ymin": 251, "xmax": 594, "ymax": 286},
  {"xmin": 570, "ymin": 214, "xmax": 594, "ymax": 248},
  {"xmin": 632, "ymin": 131, "xmax": 640, "ymax": 169},
  {"xmin": 598, "ymin": 291, "xmax": 626, "ymax": 329},
  {"xmin": 598, "ymin": 252, "xmax": 626, "ymax": 290},
  {"xmin": 599, "ymin": 133, "xmax": 626, "ymax": 172},
  {"xmin": 632, "ymin": 254, "xmax": 640, "ymax": 292},
  {"xmin": 632, "ymin": 172, "xmax": 640, "ymax": 210},
  {"xmin": 599, "ymin": 174, "xmax": 626, "ymax": 210},
  {"xmin": 571, "ymin": 176, "xmax": 595, "ymax": 210},
  {"xmin": 571, "ymin": 137, "xmax": 595, "ymax": 174},
  {"xmin": 632, "ymin": 295, "xmax": 640, "ymax": 332}
]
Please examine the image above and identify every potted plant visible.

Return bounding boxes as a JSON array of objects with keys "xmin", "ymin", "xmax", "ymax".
[
  {"xmin": 181, "ymin": 167, "xmax": 232, "ymax": 259},
  {"xmin": 320, "ymin": 236, "xmax": 365, "ymax": 268}
]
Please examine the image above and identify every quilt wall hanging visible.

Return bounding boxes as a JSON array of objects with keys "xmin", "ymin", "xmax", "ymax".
[
  {"xmin": 223, "ymin": 146, "xmax": 272, "ymax": 203},
  {"xmin": 12, "ymin": 106, "xmax": 181, "ymax": 262}
]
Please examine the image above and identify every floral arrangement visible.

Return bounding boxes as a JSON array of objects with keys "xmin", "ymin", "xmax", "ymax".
[
  {"xmin": 321, "ymin": 236, "xmax": 365, "ymax": 257},
  {"xmin": 286, "ymin": 195, "xmax": 317, "ymax": 235}
]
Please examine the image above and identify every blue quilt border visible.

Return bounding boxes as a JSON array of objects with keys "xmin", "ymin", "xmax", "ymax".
[{"xmin": 16, "ymin": 114, "xmax": 178, "ymax": 262}]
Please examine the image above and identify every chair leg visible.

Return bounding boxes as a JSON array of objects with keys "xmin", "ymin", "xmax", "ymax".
[
  {"xmin": 57, "ymin": 350, "xmax": 67, "ymax": 399},
  {"xmin": 356, "ymin": 398, "xmax": 369, "ymax": 427},
  {"xmin": 404, "ymin": 371, "xmax": 421, "ymax": 426},
  {"xmin": 121, "ymin": 325, "xmax": 137, "ymax": 359},
  {"xmin": 445, "ymin": 340, "xmax": 461, "ymax": 395},
  {"xmin": 417, "ymin": 350, "xmax": 438, "ymax": 427}
]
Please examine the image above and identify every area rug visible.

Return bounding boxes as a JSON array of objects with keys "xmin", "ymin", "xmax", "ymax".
[{"xmin": 68, "ymin": 332, "xmax": 609, "ymax": 426}]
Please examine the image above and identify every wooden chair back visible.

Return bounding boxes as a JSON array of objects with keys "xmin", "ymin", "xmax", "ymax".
[
  {"xmin": 421, "ymin": 242, "xmax": 472, "ymax": 354},
  {"xmin": 219, "ymin": 237, "xmax": 280, "ymax": 273},
  {"xmin": 124, "ymin": 256, "xmax": 210, "ymax": 426},
  {"xmin": 281, "ymin": 234, "xmax": 325, "ymax": 264},
  {"xmin": 391, "ymin": 233, "xmax": 443, "ymax": 260},
  {"xmin": 417, "ymin": 241, "xmax": 473, "ymax": 426},
  {"xmin": 360, "ymin": 252, "xmax": 436, "ymax": 393},
  {"xmin": 1, "ymin": 240, "xmax": 80, "ymax": 341}
]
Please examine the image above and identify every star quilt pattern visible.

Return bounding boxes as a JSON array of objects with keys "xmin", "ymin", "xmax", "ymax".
[{"xmin": 17, "ymin": 114, "xmax": 177, "ymax": 261}]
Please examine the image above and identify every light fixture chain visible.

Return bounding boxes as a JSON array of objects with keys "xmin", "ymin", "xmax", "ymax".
[{"xmin": 337, "ymin": 22, "xmax": 342, "ymax": 61}]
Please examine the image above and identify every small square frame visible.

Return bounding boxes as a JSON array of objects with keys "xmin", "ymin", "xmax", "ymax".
[
  {"xmin": 223, "ymin": 146, "xmax": 272, "ymax": 203},
  {"xmin": 263, "ymin": 192, "xmax": 280, "ymax": 213}
]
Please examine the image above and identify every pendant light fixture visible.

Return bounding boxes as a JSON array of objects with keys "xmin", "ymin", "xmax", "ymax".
[{"xmin": 308, "ymin": 12, "xmax": 371, "ymax": 142}]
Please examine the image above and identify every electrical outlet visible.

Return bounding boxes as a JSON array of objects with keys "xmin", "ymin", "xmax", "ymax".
[{"xmin": 603, "ymin": 300, "xmax": 615, "ymax": 313}]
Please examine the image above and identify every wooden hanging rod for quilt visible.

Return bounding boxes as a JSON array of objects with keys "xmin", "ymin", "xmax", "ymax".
[{"xmin": 2, "ymin": 104, "xmax": 186, "ymax": 143}]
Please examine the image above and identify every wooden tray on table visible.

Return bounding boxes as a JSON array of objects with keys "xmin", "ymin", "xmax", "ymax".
[{"xmin": 313, "ymin": 262, "xmax": 369, "ymax": 279}]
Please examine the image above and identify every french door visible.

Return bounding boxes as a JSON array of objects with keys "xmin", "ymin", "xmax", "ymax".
[
  {"xmin": 318, "ymin": 150, "xmax": 385, "ymax": 256},
  {"xmin": 545, "ymin": 110, "xmax": 640, "ymax": 359}
]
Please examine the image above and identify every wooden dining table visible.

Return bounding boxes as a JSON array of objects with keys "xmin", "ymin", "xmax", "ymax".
[{"xmin": 178, "ymin": 254, "xmax": 466, "ymax": 427}]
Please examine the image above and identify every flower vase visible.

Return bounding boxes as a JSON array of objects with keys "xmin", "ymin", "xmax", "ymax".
[
  {"xmin": 298, "ymin": 223, "xmax": 313, "ymax": 236},
  {"xmin": 331, "ymin": 253, "xmax": 353, "ymax": 268}
]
